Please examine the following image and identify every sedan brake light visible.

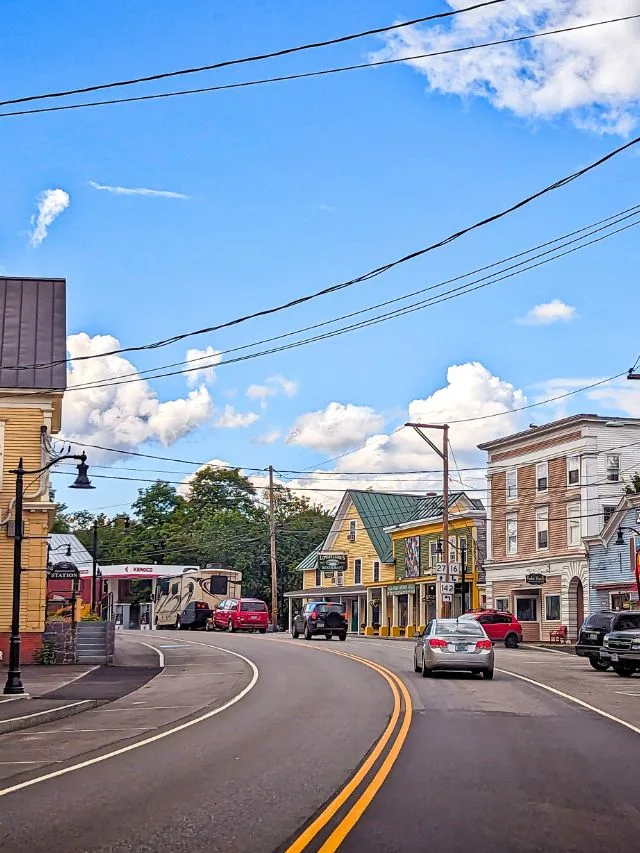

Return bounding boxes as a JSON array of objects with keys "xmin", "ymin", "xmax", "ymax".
[
  {"xmin": 428, "ymin": 638, "xmax": 447, "ymax": 648},
  {"xmin": 476, "ymin": 639, "xmax": 492, "ymax": 650}
]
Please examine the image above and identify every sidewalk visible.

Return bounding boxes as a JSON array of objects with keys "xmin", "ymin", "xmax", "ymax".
[{"xmin": 0, "ymin": 641, "xmax": 162, "ymax": 734}]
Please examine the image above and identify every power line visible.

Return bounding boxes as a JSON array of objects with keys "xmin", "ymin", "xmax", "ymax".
[
  {"xmin": 63, "ymin": 204, "xmax": 640, "ymax": 390},
  {"xmin": 3, "ymin": 12, "xmax": 637, "ymax": 119},
  {"xmin": 61, "ymin": 211, "xmax": 640, "ymax": 394},
  {"xmin": 0, "ymin": 1, "xmax": 506, "ymax": 109},
  {"xmin": 6, "ymin": 138, "xmax": 640, "ymax": 375}
]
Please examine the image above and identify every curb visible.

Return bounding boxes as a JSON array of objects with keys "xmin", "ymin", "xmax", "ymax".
[{"xmin": 0, "ymin": 698, "xmax": 104, "ymax": 735}]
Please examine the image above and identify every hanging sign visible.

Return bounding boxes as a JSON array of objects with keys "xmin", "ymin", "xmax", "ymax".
[
  {"xmin": 318, "ymin": 553, "xmax": 347, "ymax": 573},
  {"xmin": 47, "ymin": 561, "xmax": 80, "ymax": 581},
  {"xmin": 525, "ymin": 572, "xmax": 547, "ymax": 586}
]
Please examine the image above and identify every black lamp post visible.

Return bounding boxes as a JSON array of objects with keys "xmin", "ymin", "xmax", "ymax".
[
  {"xmin": 616, "ymin": 525, "xmax": 640, "ymax": 546},
  {"xmin": 4, "ymin": 452, "xmax": 94, "ymax": 695}
]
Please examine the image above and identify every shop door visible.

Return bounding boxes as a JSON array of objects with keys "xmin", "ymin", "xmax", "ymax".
[
  {"xmin": 398, "ymin": 594, "xmax": 408, "ymax": 627},
  {"xmin": 351, "ymin": 600, "xmax": 359, "ymax": 633}
]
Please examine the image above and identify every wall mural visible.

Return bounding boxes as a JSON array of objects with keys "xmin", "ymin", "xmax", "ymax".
[{"xmin": 405, "ymin": 536, "xmax": 421, "ymax": 578}]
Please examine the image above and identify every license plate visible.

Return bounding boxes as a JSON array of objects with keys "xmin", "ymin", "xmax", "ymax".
[
  {"xmin": 611, "ymin": 653, "xmax": 619, "ymax": 662},
  {"xmin": 455, "ymin": 643, "xmax": 468, "ymax": 652},
  {"xmin": 250, "ymin": 615, "xmax": 258, "ymax": 620},
  {"xmin": 587, "ymin": 633, "xmax": 598, "ymax": 640}
]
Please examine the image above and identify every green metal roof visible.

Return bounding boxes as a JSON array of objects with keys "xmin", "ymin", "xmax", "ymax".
[
  {"xmin": 294, "ymin": 544, "xmax": 323, "ymax": 572},
  {"xmin": 410, "ymin": 492, "xmax": 484, "ymax": 522},
  {"xmin": 349, "ymin": 490, "xmax": 424, "ymax": 563}
]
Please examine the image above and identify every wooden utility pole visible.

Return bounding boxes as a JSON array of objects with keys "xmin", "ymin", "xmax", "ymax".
[
  {"xmin": 268, "ymin": 465, "xmax": 278, "ymax": 632},
  {"xmin": 406, "ymin": 422, "xmax": 451, "ymax": 618}
]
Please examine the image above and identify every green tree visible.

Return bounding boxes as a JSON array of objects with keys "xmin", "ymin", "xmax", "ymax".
[
  {"xmin": 186, "ymin": 466, "xmax": 258, "ymax": 518},
  {"xmin": 624, "ymin": 473, "xmax": 640, "ymax": 495}
]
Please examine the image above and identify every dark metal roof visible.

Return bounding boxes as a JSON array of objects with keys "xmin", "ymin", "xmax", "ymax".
[
  {"xmin": 409, "ymin": 492, "xmax": 485, "ymax": 522},
  {"xmin": 349, "ymin": 490, "xmax": 425, "ymax": 563},
  {"xmin": 0, "ymin": 277, "xmax": 66, "ymax": 390}
]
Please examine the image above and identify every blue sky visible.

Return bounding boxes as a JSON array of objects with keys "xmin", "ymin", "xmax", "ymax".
[{"xmin": 1, "ymin": 1, "xmax": 639, "ymax": 512}]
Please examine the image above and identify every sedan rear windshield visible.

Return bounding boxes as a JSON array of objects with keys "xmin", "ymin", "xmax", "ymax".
[
  {"xmin": 240, "ymin": 601, "xmax": 268, "ymax": 612},
  {"xmin": 435, "ymin": 621, "xmax": 484, "ymax": 636}
]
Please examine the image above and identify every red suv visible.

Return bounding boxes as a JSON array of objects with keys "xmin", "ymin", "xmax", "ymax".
[
  {"xmin": 208, "ymin": 598, "xmax": 270, "ymax": 633},
  {"xmin": 459, "ymin": 610, "xmax": 523, "ymax": 648}
]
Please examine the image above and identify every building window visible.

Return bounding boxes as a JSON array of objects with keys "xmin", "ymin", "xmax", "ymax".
[
  {"xmin": 603, "ymin": 505, "xmax": 616, "ymax": 525},
  {"xmin": 567, "ymin": 503, "xmax": 581, "ymax": 547},
  {"xmin": 545, "ymin": 595, "xmax": 561, "ymax": 621},
  {"xmin": 536, "ymin": 461, "xmax": 548, "ymax": 493},
  {"xmin": 607, "ymin": 455, "xmax": 620, "ymax": 482},
  {"xmin": 516, "ymin": 597, "xmax": 538, "ymax": 622},
  {"xmin": 354, "ymin": 559, "xmax": 362, "ymax": 585},
  {"xmin": 373, "ymin": 561, "xmax": 380, "ymax": 583},
  {"xmin": 336, "ymin": 571, "xmax": 344, "ymax": 585},
  {"xmin": 611, "ymin": 592, "xmax": 631, "ymax": 610},
  {"xmin": 430, "ymin": 541, "xmax": 439, "ymax": 568},
  {"xmin": 448, "ymin": 537, "xmax": 457, "ymax": 564},
  {"xmin": 567, "ymin": 456, "xmax": 580, "ymax": 486},
  {"xmin": 506, "ymin": 516, "xmax": 518, "ymax": 555},
  {"xmin": 536, "ymin": 508, "xmax": 549, "ymax": 550},
  {"xmin": 315, "ymin": 568, "xmax": 321, "ymax": 586},
  {"xmin": 506, "ymin": 469, "xmax": 517, "ymax": 500},
  {"xmin": 348, "ymin": 519, "xmax": 357, "ymax": 541},
  {"xmin": 495, "ymin": 597, "xmax": 509, "ymax": 613}
]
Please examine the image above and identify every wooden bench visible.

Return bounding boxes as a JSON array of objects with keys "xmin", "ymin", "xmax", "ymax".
[{"xmin": 549, "ymin": 626, "xmax": 568, "ymax": 644}]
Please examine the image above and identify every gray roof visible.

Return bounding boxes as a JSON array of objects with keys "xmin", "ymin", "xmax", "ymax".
[
  {"xmin": 0, "ymin": 277, "xmax": 67, "ymax": 390},
  {"xmin": 48, "ymin": 533, "xmax": 94, "ymax": 567},
  {"xmin": 410, "ymin": 491, "xmax": 484, "ymax": 521}
]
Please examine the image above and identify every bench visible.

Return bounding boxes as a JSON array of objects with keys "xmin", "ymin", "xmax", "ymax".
[{"xmin": 549, "ymin": 626, "xmax": 568, "ymax": 644}]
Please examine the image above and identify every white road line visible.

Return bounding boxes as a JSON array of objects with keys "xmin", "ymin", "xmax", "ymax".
[
  {"xmin": 497, "ymin": 668, "xmax": 640, "ymax": 736},
  {"xmin": 96, "ymin": 705, "xmax": 198, "ymax": 711},
  {"xmin": 0, "ymin": 700, "xmax": 92, "ymax": 724},
  {"xmin": 615, "ymin": 692, "xmax": 640, "ymax": 697},
  {"xmin": 0, "ymin": 761, "xmax": 62, "ymax": 765},
  {"xmin": 0, "ymin": 695, "xmax": 30, "ymax": 703},
  {"xmin": 18, "ymin": 728, "xmax": 154, "ymax": 734},
  {"xmin": 136, "ymin": 641, "xmax": 165, "ymax": 668},
  {"xmin": 0, "ymin": 642, "xmax": 258, "ymax": 799}
]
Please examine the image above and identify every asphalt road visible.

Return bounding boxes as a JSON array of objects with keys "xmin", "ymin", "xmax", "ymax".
[{"xmin": 0, "ymin": 632, "xmax": 639, "ymax": 852}]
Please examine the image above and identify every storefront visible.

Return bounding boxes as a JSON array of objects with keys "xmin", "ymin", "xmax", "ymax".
[
  {"xmin": 100, "ymin": 564, "xmax": 199, "ymax": 629},
  {"xmin": 284, "ymin": 585, "xmax": 367, "ymax": 634}
]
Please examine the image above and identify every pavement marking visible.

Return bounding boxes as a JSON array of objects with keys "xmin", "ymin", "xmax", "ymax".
[
  {"xmin": 19, "ymin": 728, "xmax": 153, "ymax": 734},
  {"xmin": 137, "ymin": 640, "xmax": 165, "ymax": 668},
  {"xmin": 283, "ymin": 644, "xmax": 412, "ymax": 853},
  {"xmin": 0, "ymin": 761, "xmax": 62, "ymax": 765},
  {"xmin": 96, "ymin": 705, "xmax": 198, "ymax": 711},
  {"xmin": 0, "ymin": 695, "xmax": 30, "ymax": 703},
  {"xmin": 497, "ymin": 668, "xmax": 640, "ymax": 736},
  {"xmin": 0, "ymin": 642, "xmax": 258, "ymax": 799},
  {"xmin": 0, "ymin": 700, "xmax": 92, "ymax": 724},
  {"xmin": 615, "ymin": 692, "xmax": 640, "ymax": 696}
]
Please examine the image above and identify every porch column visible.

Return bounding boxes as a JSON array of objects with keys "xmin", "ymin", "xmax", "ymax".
[
  {"xmin": 391, "ymin": 594, "xmax": 400, "ymax": 636},
  {"xmin": 419, "ymin": 583, "xmax": 426, "ymax": 629},
  {"xmin": 288, "ymin": 600, "xmax": 293, "ymax": 633},
  {"xmin": 406, "ymin": 590, "xmax": 415, "ymax": 635},
  {"xmin": 380, "ymin": 589, "xmax": 389, "ymax": 636},
  {"xmin": 365, "ymin": 588, "xmax": 373, "ymax": 635}
]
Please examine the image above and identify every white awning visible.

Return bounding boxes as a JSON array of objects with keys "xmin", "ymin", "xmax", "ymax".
[{"xmin": 100, "ymin": 564, "xmax": 199, "ymax": 579}]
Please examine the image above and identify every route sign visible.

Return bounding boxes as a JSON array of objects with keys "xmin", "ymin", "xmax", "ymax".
[
  {"xmin": 436, "ymin": 573, "xmax": 448, "ymax": 583},
  {"xmin": 436, "ymin": 562, "xmax": 461, "ymax": 575},
  {"xmin": 442, "ymin": 593, "xmax": 453, "ymax": 603},
  {"xmin": 440, "ymin": 582, "xmax": 455, "ymax": 595}
]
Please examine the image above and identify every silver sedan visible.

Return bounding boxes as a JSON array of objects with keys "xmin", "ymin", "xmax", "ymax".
[{"xmin": 414, "ymin": 618, "xmax": 495, "ymax": 679}]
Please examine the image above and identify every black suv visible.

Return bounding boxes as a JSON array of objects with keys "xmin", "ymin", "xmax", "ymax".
[
  {"xmin": 600, "ymin": 612, "xmax": 640, "ymax": 677},
  {"xmin": 175, "ymin": 600, "xmax": 212, "ymax": 630},
  {"xmin": 292, "ymin": 601, "xmax": 348, "ymax": 641},
  {"xmin": 576, "ymin": 611, "xmax": 618, "ymax": 670}
]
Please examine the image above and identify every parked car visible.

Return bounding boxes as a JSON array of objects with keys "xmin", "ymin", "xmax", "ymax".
[
  {"xmin": 291, "ymin": 601, "xmax": 348, "ymax": 641},
  {"xmin": 207, "ymin": 598, "xmax": 270, "ymax": 633},
  {"xmin": 575, "ymin": 611, "xmax": 618, "ymax": 670},
  {"xmin": 599, "ymin": 612, "xmax": 640, "ymax": 677},
  {"xmin": 458, "ymin": 610, "xmax": 523, "ymax": 648},
  {"xmin": 175, "ymin": 600, "xmax": 212, "ymax": 630},
  {"xmin": 414, "ymin": 618, "xmax": 494, "ymax": 679}
]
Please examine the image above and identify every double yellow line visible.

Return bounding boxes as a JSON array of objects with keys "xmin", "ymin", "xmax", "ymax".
[{"xmin": 283, "ymin": 646, "xmax": 412, "ymax": 853}]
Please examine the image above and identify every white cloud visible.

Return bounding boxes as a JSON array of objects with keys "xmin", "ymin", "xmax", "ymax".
[
  {"xmin": 253, "ymin": 429, "xmax": 281, "ymax": 445},
  {"xmin": 375, "ymin": 1, "xmax": 640, "ymax": 134},
  {"xmin": 184, "ymin": 346, "xmax": 221, "ymax": 387},
  {"xmin": 246, "ymin": 375, "xmax": 297, "ymax": 408},
  {"xmin": 88, "ymin": 181, "xmax": 190, "ymax": 199},
  {"xmin": 215, "ymin": 405, "xmax": 260, "ymax": 429},
  {"xmin": 517, "ymin": 299, "xmax": 578, "ymax": 326},
  {"xmin": 63, "ymin": 332, "xmax": 213, "ymax": 462},
  {"xmin": 284, "ymin": 363, "xmax": 526, "ymax": 508},
  {"xmin": 29, "ymin": 188, "xmax": 70, "ymax": 247},
  {"xmin": 287, "ymin": 402, "xmax": 386, "ymax": 452}
]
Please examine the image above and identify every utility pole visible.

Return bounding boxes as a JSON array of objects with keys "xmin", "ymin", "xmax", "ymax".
[
  {"xmin": 406, "ymin": 423, "xmax": 450, "ymax": 619},
  {"xmin": 268, "ymin": 465, "xmax": 278, "ymax": 632}
]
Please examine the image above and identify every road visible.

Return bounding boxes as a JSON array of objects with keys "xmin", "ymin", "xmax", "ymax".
[{"xmin": 0, "ymin": 632, "xmax": 638, "ymax": 852}]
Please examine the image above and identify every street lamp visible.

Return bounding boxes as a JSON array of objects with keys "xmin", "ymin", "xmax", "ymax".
[
  {"xmin": 616, "ymin": 525, "xmax": 640, "ymax": 546},
  {"xmin": 3, "ymin": 452, "xmax": 94, "ymax": 695}
]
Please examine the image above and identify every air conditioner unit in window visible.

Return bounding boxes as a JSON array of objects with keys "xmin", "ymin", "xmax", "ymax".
[{"xmin": 347, "ymin": 533, "xmax": 356, "ymax": 542}]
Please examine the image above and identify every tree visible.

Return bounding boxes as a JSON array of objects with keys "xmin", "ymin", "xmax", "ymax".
[
  {"xmin": 624, "ymin": 473, "xmax": 640, "ymax": 495},
  {"xmin": 132, "ymin": 481, "xmax": 185, "ymax": 527},
  {"xmin": 186, "ymin": 466, "xmax": 258, "ymax": 518}
]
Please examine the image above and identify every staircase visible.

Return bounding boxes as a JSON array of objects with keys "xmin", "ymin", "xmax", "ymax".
[{"xmin": 76, "ymin": 622, "xmax": 113, "ymax": 665}]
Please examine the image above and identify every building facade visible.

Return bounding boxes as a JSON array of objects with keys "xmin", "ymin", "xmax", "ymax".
[
  {"xmin": 384, "ymin": 493, "xmax": 486, "ymax": 636},
  {"xmin": 479, "ymin": 414, "xmax": 640, "ymax": 642},
  {"xmin": 584, "ymin": 494, "xmax": 640, "ymax": 612},
  {"xmin": 0, "ymin": 277, "xmax": 67, "ymax": 661},
  {"xmin": 286, "ymin": 490, "xmax": 424, "ymax": 635}
]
